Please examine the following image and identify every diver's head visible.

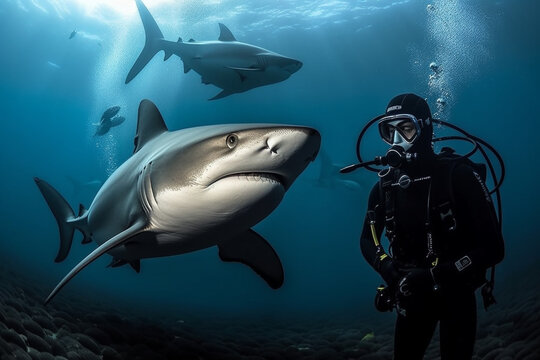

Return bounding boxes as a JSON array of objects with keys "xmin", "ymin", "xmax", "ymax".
[{"xmin": 378, "ymin": 93, "xmax": 434, "ymax": 167}]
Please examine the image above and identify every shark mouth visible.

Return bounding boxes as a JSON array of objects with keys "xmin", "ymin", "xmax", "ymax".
[{"xmin": 212, "ymin": 172, "xmax": 286, "ymax": 188}]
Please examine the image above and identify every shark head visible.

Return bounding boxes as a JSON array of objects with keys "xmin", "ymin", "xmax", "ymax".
[
  {"xmin": 256, "ymin": 53, "xmax": 303, "ymax": 81},
  {"xmin": 134, "ymin": 101, "xmax": 320, "ymax": 237},
  {"xmin": 280, "ymin": 57, "xmax": 303, "ymax": 76}
]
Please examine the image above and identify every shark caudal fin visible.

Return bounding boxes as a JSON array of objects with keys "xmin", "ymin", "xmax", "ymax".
[
  {"xmin": 125, "ymin": 0, "xmax": 166, "ymax": 84},
  {"xmin": 34, "ymin": 177, "xmax": 77, "ymax": 263}
]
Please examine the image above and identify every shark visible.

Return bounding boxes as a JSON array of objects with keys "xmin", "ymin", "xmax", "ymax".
[
  {"xmin": 94, "ymin": 106, "xmax": 124, "ymax": 136},
  {"xmin": 35, "ymin": 99, "xmax": 320, "ymax": 304},
  {"xmin": 94, "ymin": 116, "xmax": 125, "ymax": 136},
  {"xmin": 306, "ymin": 149, "xmax": 371, "ymax": 191},
  {"xmin": 100, "ymin": 105, "xmax": 120, "ymax": 121},
  {"xmin": 125, "ymin": 0, "xmax": 303, "ymax": 100}
]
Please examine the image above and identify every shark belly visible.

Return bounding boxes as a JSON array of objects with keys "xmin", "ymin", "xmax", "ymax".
[
  {"xmin": 184, "ymin": 44, "xmax": 263, "ymax": 92},
  {"xmin": 191, "ymin": 60, "xmax": 243, "ymax": 91},
  {"xmin": 107, "ymin": 231, "xmax": 218, "ymax": 260},
  {"xmin": 191, "ymin": 61, "xmax": 292, "ymax": 94},
  {"xmin": 110, "ymin": 170, "xmax": 286, "ymax": 261}
]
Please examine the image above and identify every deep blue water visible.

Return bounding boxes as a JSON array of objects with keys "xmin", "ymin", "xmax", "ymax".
[{"xmin": 0, "ymin": 0, "xmax": 538, "ymax": 321}]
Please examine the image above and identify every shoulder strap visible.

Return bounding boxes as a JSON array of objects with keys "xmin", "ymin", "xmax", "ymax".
[
  {"xmin": 430, "ymin": 158, "xmax": 460, "ymax": 233},
  {"xmin": 378, "ymin": 168, "xmax": 399, "ymax": 253}
]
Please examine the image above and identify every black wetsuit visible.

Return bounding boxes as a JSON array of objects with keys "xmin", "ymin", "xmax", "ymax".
[{"xmin": 360, "ymin": 159, "xmax": 504, "ymax": 360}]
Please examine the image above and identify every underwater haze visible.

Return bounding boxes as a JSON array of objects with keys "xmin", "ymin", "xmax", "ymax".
[{"xmin": 0, "ymin": 0, "xmax": 539, "ymax": 359}]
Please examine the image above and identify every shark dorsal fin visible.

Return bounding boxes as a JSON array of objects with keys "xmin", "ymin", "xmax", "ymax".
[
  {"xmin": 218, "ymin": 23, "xmax": 236, "ymax": 41},
  {"xmin": 133, "ymin": 100, "xmax": 168, "ymax": 154}
]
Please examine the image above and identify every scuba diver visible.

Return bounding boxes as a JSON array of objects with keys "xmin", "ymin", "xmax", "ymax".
[{"xmin": 342, "ymin": 93, "xmax": 504, "ymax": 359}]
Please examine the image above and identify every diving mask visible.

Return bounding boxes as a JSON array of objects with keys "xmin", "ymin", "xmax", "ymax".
[{"xmin": 378, "ymin": 114, "xmax": 425, "ymax": 151}]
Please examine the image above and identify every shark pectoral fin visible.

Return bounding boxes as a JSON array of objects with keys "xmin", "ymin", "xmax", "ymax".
[
  {"xmin": 209, "ymin": 89, "xmax": 234, "ymax": 101},
  {"xmin": 107, "ymin": 257, "xmax": 140, "ymax": 273},
  {"xmin": 184, "ymin": 62, "xmax": 191, "ymax": 74},
  {"xmin": 129, "ymin": 260, "xmax": 141, "ymax": 273},
  {"xmin": 45, "ymin": 220, "xmax": 147, "ymax": 304},
  {"xmin": 107, "ymin": 258, "xmax": 127, "ymax": 268},
  {"xmin": 228, "ymin": 66, "xmax": 263, "ymax": 72},
  {"xmin": 164, "ymin": 50, "xmax": 173, "ymax": 61},
  {"xmin": 218, "ymin": 229, "xmax": 284, "ymax": 289},
  {"xmin": 228, "ymin": 67, "xmax": 262, "ymax": 82},
  {"xmin": 218, "ymin": 23, "xmax": 236, "ymax": 41}
]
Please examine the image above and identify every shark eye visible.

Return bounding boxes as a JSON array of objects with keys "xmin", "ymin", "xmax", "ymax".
[{"xmin": 226, "ymin": 134, "xmax": 238, "ymax": 149}]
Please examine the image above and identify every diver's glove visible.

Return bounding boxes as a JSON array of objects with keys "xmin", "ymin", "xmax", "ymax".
[
  {"xmin": 376, "ymin": 257, "xmax": 402, "ymax": 288},
  {"xmin": 398, "ymin": 267, "xmax": 434, "ymax": 296}
]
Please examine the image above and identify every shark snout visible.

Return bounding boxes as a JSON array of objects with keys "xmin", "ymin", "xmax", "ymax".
[
  {"xmin": 265, "ymin": 127, "xmax": 319, "ymax": 157},
  {"xmin": 285, "ymin": 59, "xmax": 303, "ymax": 74},
  {"xmin": 299, "ymin": 128, "xmax": 320, "ymax": 162},
  {"xmin": 267, "ymin": 127, "xmax": 320, "ymax": 189}
]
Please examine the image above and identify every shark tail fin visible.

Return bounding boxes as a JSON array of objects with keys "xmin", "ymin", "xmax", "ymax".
[
  {"xmin": 34, "ymin": 177, "xmax": 76, "ymax": 263},
  {"xmin": 125, "ymin": 0, "xmax": 165, "ymax": 84}
]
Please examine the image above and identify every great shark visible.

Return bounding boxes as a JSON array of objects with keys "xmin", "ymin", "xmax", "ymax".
[
  {"xmin": 125, "ymin": 0, "xmax": 303, "ymax": 100},
  {"xmin": 306, "ymin": 149, "xmax": 370, "ymax": 191},
  {"xmin": 100, "ymin": 105, "xmax": 120, "ymax": 121},
  {"xmin": 94, "ymin": 106, "xmax": 124, "ymax": 136},
  {"xmin": 94, "ymin": 116, "xmax": 125, "ymax": 136},
  {"xmin": 35, "ymin": 99, "xmax": 320, "ymax": 304}
]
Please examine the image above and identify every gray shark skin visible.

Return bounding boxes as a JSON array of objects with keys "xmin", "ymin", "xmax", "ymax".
[
  {"xmin": 125, "ymin": 0, "xmax": 303, "ymax": 100},
  {"xmin": 35, "ymin": 99, "xmax": 320, "ymax": 304}
]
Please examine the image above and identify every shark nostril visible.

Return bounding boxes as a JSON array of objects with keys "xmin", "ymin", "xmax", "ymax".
[{"xmin": 266, "ymin": 139, "xmax": 278, "ymax": 154}]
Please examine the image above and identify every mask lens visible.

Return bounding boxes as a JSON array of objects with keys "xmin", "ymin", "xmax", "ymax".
[
  {"xmin": 378, "ymin": 122, "xmax": 395, "ymax": 144},
  {"xmin": 396, "ymin": 120, "xmax": 417, "ymax": 141},
  {"xmin": 378, "ymin": 116, "xmax": 418, "ymax": 144}
]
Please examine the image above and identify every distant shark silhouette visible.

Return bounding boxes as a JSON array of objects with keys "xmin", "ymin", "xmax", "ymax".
[
  {"xmin": 125, "ymin": 0, "xmax": 303, "ymax": 100},
  {"xmin": 101, "ymin": 106, "xmax": 120, "ymax": 120},
  {"xmin": 94, "ymin": 106, "xmax": 124, "ymax": 136},
  {"xmin": 35, "ymin": 99, "xmax": 320, "ymax": 304},
  {"xmin": 306, "ymin": 149, "xmax": 370, "ymax": 191},
  {"xmin": 94, "ymin": 116, "xmax": 125, "ymax": 136}
]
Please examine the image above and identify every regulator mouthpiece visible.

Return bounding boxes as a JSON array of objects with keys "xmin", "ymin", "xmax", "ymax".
[{"xmin": 385, "ymin": 146, "xmax": 417, "ymax": 168}]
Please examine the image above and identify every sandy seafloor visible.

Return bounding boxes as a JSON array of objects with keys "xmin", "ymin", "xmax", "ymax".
[{"xmin": 0, "ymin": 256, "xmax": 538, "ymax": 360}]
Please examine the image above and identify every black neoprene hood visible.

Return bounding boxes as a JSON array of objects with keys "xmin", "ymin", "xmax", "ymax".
[{"xmin": 383, "ymin": 93, "xmax": 434, "ymax": 155}]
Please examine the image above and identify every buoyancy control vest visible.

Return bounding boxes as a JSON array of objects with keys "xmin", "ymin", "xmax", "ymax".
[{"xmin": 378, "ymin": 148, "xmax": 497, "ymax": 290}]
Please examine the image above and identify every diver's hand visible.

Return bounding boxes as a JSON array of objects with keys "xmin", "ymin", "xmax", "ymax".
[
  {"xmin": 378, "ymin": 257, "xmax": 402, "ymax": 288},
  {"xmin": 398, "ymin": 268, "xmax": 433, "ymax": 296}
]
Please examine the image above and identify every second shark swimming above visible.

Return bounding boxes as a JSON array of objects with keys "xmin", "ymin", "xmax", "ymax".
[{"xmin": 126, "ymin": 0, "xmax": 303, "ymax": 100}]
